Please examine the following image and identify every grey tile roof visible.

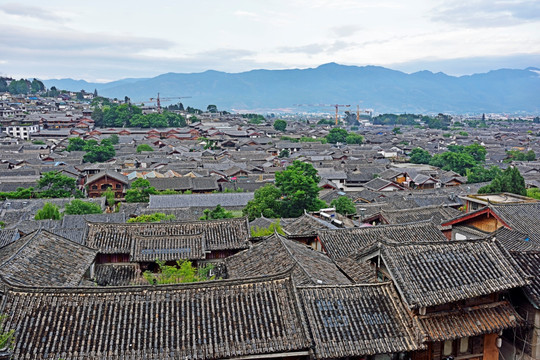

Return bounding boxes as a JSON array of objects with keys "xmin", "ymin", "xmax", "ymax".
[
  {"xmin": 0, "ymin": 273, "xmax": 310, "ymax": 360},
  {"xmin": 298, "ymin": 282, "xmax": 422, "ymax": 359},
  {"xmin": 86, "ymin": 217, "xmax": 250, "ymax": 253},
  {"xmin": 226, "ymin": 234, "xmax": 351, "ymax": 286},
  {"xmin": 131, "ymin": 233, "xmax": 206, "ymax": 262},
  {"xmin": 370, "ymin": 238, "xmax": 529, "ymax": 309},
  {"xmin": 94, "ymin": 263, "xmax": 145, "ymax": 286},
  {"xmin": 376, "ymin": 205, "xmax": 461, "ymax": 226},
  {"xmin": 0, "ymin": 230, "xmax": 97, "ymax": 287},
  {"xmin": 510, "ymin": 250, "xmax": 540, "ymax": 308},
  {"xmin": 148, "ymin": 192, "xmax": 254, "ymax": 208},
  {"xmin": 319, "ymin": 221, "xmax": 447, "ymax": 260},
  {"xmin": 282, "ymin": 213, "xmax": 339, "ymax": 237}
]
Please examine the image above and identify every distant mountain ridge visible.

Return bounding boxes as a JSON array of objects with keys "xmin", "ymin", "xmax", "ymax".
[{"xmin": 42, "ymin": 63, "xmax": 540, "ymax": 114}]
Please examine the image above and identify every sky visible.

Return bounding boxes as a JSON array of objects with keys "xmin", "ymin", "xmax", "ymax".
[{"xmin": 1, "ymin": 0, "xmax": 539, "ymax": 82}]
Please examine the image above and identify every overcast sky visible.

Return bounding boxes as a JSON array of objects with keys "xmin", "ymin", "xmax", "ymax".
[{"xmin": 1, "ymin": 0, "xmax": 539, "ymax": 82}]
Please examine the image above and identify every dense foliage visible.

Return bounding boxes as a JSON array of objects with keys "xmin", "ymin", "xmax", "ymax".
[
  {"xmin": 143, "ymin": 260, "xmax": 215, "ymax": 285},
  {"xmin": 125, "ymin": 179, "xmax": 158, "ymax": 203},
  {"xmin": 64, "ymin": 200, "xmax": 103, "ymax": 215},
  {"xmin": 478, "ymin": 167, "xmax": 526, "ymax": 196},
  {"xmin": 127, "ymin": 213, "xmax": 176, "ymax": 223},
  {"xmin": 273, "ymin": 119, "xmax": 287, "ymax": 131},
  {"xmin": 37, "ymin": 171, "xmax": 82, "ymax": 198},
  {"xmin": 325, "ymin": 128, "xmax": 364, "ymax": 144},
  {"xmin": 250, "ymin": 220, "xmax": 285, "ymax": 237},
  {"xmin": 0, "ymin": 187, "xmax": 34, "ymax": 200},
  {"xmin": 243, "ymin": 161, "xmax": 326, "ymax": 220},
  {"xmin": 92, "ymin": 104, "xmax": 186, "ymax": 128},
  {"xmin": 504, "ymin": 149, "xmax": 536, "ymax": 162},
  {"xmin": 136, "ymin": 144, "xmax": 154, "ymax": 153},
  {"xmin": 34, "ymin": 203, "xmax": 62, "ymax": 220},
  {"xmin": 372, "ymin": 113, "xmax": 451, "ymax": 129},
  {"xmin": 199, "ymin": 204, "xmax": 234, "ymax": 220},
  {"xmin": 331, "ymin": 196, "xmax": 357, "ymax": 216}
]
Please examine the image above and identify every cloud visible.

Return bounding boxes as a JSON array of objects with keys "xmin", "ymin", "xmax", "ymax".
[
  {"xmin": 277, "ymin": 40, "xmax": 357, "ymax": 55},
  {"xmin": 0, "ymin": 24, "xmax": 174, "ymax": 52},
  {"xmin": 0, "ymin": 3, "xmax": 65, "ymax": 23},
  {"xmin": 192, "ymin": 49, "xmax": 256, "ymax": 59},
  {"xmin": 431, "ymin": 0, "xmax": 540, "ymax": 27},
  {"xmin": 330, "ymin": 25, "xmax": 363, "ymax": 37}
]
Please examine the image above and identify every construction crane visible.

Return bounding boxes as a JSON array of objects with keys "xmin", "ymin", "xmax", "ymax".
[
  {"xmin": 293, "ymin": 104, "xmax": 351, "ymax": 125},
  {"xmin": 149, "ymin": 93, "xmax": 192, "ymax": 113},
  {"xmin": 356, "ymin": 105, "xmax": 374, "ymax": 121}
]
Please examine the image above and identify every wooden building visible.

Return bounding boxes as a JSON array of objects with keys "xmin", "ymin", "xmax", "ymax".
[{"xmin": 86, "ymin": 170, "xmax": 129, "ymax": 198}]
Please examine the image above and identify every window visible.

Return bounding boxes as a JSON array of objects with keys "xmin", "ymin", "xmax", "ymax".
[
  {"xmin": 115, "ymin": 184, "xmax": 121, "ymax": 189},
  {"xmin": 443, "ymin": 340, "xmax": 453, "ymax": 356},
  {"xmin": 459, "ymin": 337, "xmax": 470, "ymax": 354},
  {"xmin": 91, "ymin": 185, "xmax": 98, "ymax": 190}
]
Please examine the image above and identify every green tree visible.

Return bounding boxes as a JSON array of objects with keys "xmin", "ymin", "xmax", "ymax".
[
  {"xmin": 83, "ymin": 139, "xmax": 115, "ymax": 163},
  {"xmin": 30, "ymin": 78, "xmax": 45, "ymax": 93},
  {"xmin": 108, "ymin": 134, "xmax": 119, "ymax": 145},
  {"xmin": 143, "ymin": 260, "xmax": 215, "ymax": 284},
  {"xmin": 345, "ymin": 133, "xmax": 364, "ymax": 144},
  {"xmin": 331, "ymin": 196, "xmax": 356, "ymax": 216},
  {"xmin": 125, "ymin": 178, "xmax": 158, "ymax": 203},
  {"xmin": 103, "ymin": 187, "xmax": 116, "ymax": 208},
  {"xmin": 250, "ymin": 220, "xmax": 285, "ymax": 237},
  {"xmin": 92, "ymin": 107, "xmax": 104, "ymax": 127},
  {"xmin": 64, "ymin": 199, "xmax": 103, "ymax": 215},
  {"xmin": 275, "ymin": 160, "xmax": 326, "ymax": 217},
  {"xmin": 273, "ymin": 119, "xmax": 287, "ymax": 131},
  {"xmin": 430, "ymin": 152, "xmax": 476, "ymax": 175},
  {"xmin": 526, "ymin": 188, "xmax": 540, "ymax": 200},
  {"xmin": 243, "ymin": 184, "xmax": 282, "ymax": 221},
  {"xmin": 127, "ymin": 213, "xmax": 175, "ymax": 223},
  {"xmin": 0, "ymin": 314, "xmax": 15, "ymax": 350},
  {"xmin": 136, "ymin": 144, "xmax": 154, "ymax": 153},
  {"xmin": 37, "ymin": 171, "xmax": 80, "ymax": 198},
  {"xmin": 466, "ymin": 166, "xmax": 502, "ymax": 184},
  {"xmin": 0, "ymin": 187, "xmax": 34, "ymax": 200},
  {"xmin": 392, "ymin": 127, "xmax": 401, "ymax": 135},
  {"xmin": 279, "ymin": 149, "xmax": 290, "ymax": 158},
  {"xmin": 206, "ymin": 104, "xmax": 218, "ymax": 113},
  {"xmin": 66, "ymin": 137, "xmax": 86, "ymax": 152},
  {"xmin": 0, "ymin": 78, "xmax": 8, "ymax": 92},
  {"xmin": 199, "ymin": 204, "xmax": 234, "ymax": 220},
  {"xmin": 325, "ymin": 128, "xmax": 348, "ymax": 144},
  {"xmin": 35, "ymin": 202, "xmax": 62, "ymax": 220},
  {"xmin": 409, "ymin": 147, "xmax": 432, "ymax": 164},
  {"xmin": 478, "ymin": 166, "xmax": 526, "ymax": 196}
]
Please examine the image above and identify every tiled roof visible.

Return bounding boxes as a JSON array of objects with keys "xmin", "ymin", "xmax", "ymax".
[
  {"xmin": 86, "ymin": 217, "xmax": 250, "ymax": 254},
  {"xmin": 148, "ymin": 192, "xmax": 254, "ymax": 208},
  {"xmin": 374, "ymin": 238, "xmax": 529, "ymax": 309},
  {"xmin": 0, "ymin": 229, "xmax": 19, "ymax": 248},
  {"xmin": 510, "ymin": 251, "xmax": 540, "ymax": 308},
  {"xmin": 298, "ymin": 282, "xmax": 423, "ymax": 359},
  {"xmin": 225, "ymin": 234, "xmax": 351, "ymax": 285},
  {"xmin": 417, "ymin": 301, "xmax": 523, "ymax": 341},
  {"xmin": 87, "ymin": 170, "xmax": 129, "ymax": 185},
  {"xmin": 131, "ymin": 233, "xmax": 206, "ymax": 262},
  {"xmin": 494, "ymin": 227, "xmax": 540, "ymax": 251},
  {"xmin": 282, "ymin": 213, "xmax": 338, "ymax": 237},
  {"xmin": 490, "ymin": 202, "xmax": 540, "ymax": 242},
  {"xmin": 376, "ymin": 205, "xmax": 461, "ymax": 225},
  {"xmin": 319, "ymin": 221, "xmax": 447, "ymax": 260},
  {"xmin": 0, "ymin": 230, "xmax": 97, "ymax": 287},
  {"xmin": 94, "ymin": 263, "xmax": 145, "ymax": 286},
  {"xmin": 336, "ymin": 257, "xmax": 377, "ymax": 283},
  {"xmin": 0, "ymin": 273, "xmax": 310, "ymax": 359}
]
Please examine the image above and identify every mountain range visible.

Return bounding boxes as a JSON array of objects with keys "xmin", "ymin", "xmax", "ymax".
[{"xmin": 42, "ymin": 63, "xmax": 540, "ymax": 114}]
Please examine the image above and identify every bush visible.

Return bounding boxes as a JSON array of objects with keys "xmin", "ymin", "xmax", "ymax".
[
  {"xmin": 35, "ymin": 202, "xmax": 62, "ymax": 220},
  {"xmin": 64, "ymin": 199, "xmax": 102, "ymax": 215}
]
